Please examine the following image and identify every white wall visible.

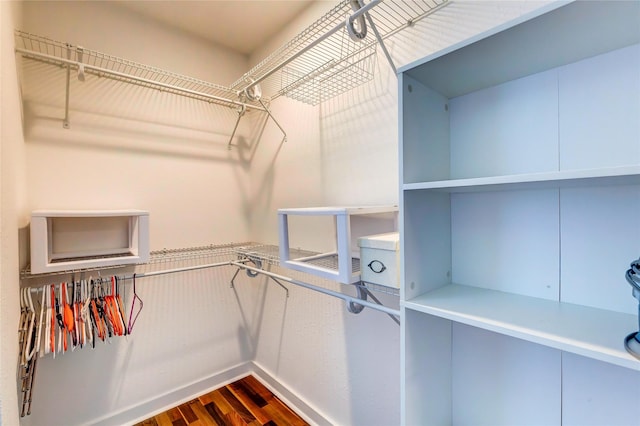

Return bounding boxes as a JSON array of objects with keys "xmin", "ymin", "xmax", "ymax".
[
  {"xmin": 249, "ymin": 1, "xmax": 553, "ymax": 425},
  {"xmin": 3, "ymin": 1, "xmax": 558, "ymax": 425},
  {"xmin": 1, "ymin": 1, "xmax": 26, "ymax": 424},
  {"xmin": 19, "ymin": 0, "xmax": 255, "ymax": 248},
  {"xmin": 15, "ymin": 2, "xmax": 267, "ymax": 425}
]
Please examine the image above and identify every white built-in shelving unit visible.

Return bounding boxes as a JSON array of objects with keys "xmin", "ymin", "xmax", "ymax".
[{"xmin": 398, "ymin": 1, "xmax": 640, "ymax": 424}]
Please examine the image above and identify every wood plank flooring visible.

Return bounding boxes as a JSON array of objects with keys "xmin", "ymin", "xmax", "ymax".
[{"xmin": 135, "ymin": 375, "xmax": 310, "ymax": 426}]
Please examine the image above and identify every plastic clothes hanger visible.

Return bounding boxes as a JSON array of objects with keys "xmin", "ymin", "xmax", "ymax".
[
  {"xmin": 69, "ymin": 281, "xmax": 77, "ymax": 350},
  {"xmin": 114, "ymin": 276, "xmax": 127, "ymax": 336},
  {"xmin": 49, "ymin": 284, "xmax": 55, "ymax": 357},
  {"xmin": 106, "ymin": 277, "xmax": 123, "ymax": 336},
  {"xmin": 54, "ymin": 284, "xmax": 63, "ymax": 354},
  {"xmin": 38, "ymin": 285, "xmax": 47, "ymax": 358},
  {"xmin": 98, "ymin": 280, "xmax": 114, "ymax": 340},
  {"xmin": 19, "ymin": 293, "xmax": 39, "ymax": 419},
  {"xmin": 90, "ymin": 279, "xmax": 106, "ymax": 342},
  {"xmin": 22, "ymin": 288, "xmax": 37, "ymax": 363},
  {"xmin": 61, "ymin": 283, "xmax": 75, "ymax": 352},
  {"xmin": 58, "ymin": 284, "xmax": 66, "ymax": 353},
  {"xmin": 18, "ymin": 288, "xmax": 28, "ymax": 365},
  {"xmin": 62, "ymin": 282, "xmax": 74, "ymax": 334},
  {"xmin": 74, "ymin": 280, "xmax": 83, "ymax": 347},
  {"xmin": 80, "ymin": 279, "xmax": 93, "ymax": 347},
  {"xmin": 72, "ymin": 280, "xmax": 82, "ymax": 348},
  {"xmin": 127, "ymin": 273, "xmax": 143, "ymax": 334}
]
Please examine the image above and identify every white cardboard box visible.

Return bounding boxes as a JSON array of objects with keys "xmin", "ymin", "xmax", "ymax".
[{"xmin": 359, "ymin": 232, "xmax": 400, "ymax": 288}]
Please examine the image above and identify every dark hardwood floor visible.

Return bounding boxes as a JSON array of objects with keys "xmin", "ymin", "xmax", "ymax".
[{"xmin": 134, "ymin": 375, "xmax": 310, "ymax": 426}]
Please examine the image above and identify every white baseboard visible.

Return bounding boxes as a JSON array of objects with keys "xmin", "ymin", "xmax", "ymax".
[
  {"xmin": 251, "ymin": 362, "xmax": 334, "ymax": 426},
  {"xmin": 90, "ymin": 362, "xmax": 253, "ymax": 426},
  {"xmin": 88, "ymin": 361, "xmax": 330, "ymax": 426}
]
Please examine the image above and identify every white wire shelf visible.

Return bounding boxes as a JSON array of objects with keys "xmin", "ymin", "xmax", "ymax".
[
  {"xmin": 232, "ymin": 0, "xmax": 449, "ymax": 105},
  {"xmin": 359, "ymin": 281, "xmax": 400, "ymax": 296},
  {"xmin": 15, "ymin": 0, "xmax": 449, "ymax": 110},
  {"xmin": 14, "ymin": 31, "xmax": 264, "ymax": 111},
  {"xmin": 20, "ymin": 242, "xmax": 399, "ymax": 296},
  {"xmin": 19, "ymin": 242, "xmax": 330, "ymax": 277},
  {"xmin": 234, "ymin": 244, "xmax": 314, "ymax": 267},
  {"xmin": 20, "ymin": 242, "xmax": 251, "ymax": 279}
]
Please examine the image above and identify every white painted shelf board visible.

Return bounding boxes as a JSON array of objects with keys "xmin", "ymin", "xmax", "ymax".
[
  {"xmin": 278, "ymin": 206, "xmax": 398, "ymax": 216},
  {"xmin": 32, "ymin": 209, "xmax": 149, "ymax": 217},
  {"xmin": 400, "ymin": 1, "xmax": 640, "ymax": 98},
  {"xmin": 402, "ymin": 166, "xmax": 640, "ymax": 193},
  {"xmin": 403, "ymin": 284, "xmax": 640, "ymax": 371}
]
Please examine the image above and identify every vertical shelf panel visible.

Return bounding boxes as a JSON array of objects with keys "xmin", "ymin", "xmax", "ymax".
[
  {"xmin": 451, "ymin": 188, "xmax": 560, "ymax": 300},
  {"xmin": 401, "ymin": 190, "xmax": 451, "ymax": 301},
  {"xmin": 561, "ymin": 353, "xmax": 640, "ymax": 425},
  {"xmin": 559, "ymin": 43, "xmax": 640, "ymax": 171},
  {"xmin": 560, "ymin": 185, "xmax": 640, "ymax": 315},
  {"xmin": 401, "ymin": 74, "xmax": 450, "ymax": 185},
  {"xmin": 449, "ymin": 69, "xmax": 559, "ymax": 179},
  {"xmin": 452, "ymin": 324, "xmax": 561, "ymax": 425},
  {"xmin": 403, "ymin": 309, "xmax": 452, "ymax": 425}
]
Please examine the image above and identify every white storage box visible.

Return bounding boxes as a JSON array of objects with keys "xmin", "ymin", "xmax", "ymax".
[
  {"xmin": 358, "ymin": 232, "xmax": 400, "ymax": 288},
  {"xmin": 30, "ymin": 210, "xmax": 149, "ymax": 274}
]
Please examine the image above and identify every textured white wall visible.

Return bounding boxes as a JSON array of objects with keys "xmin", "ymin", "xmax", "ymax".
[
  {"xmin": 248, "ymin": 1, "xmax": 552, "ymax": 425},
  {"xmin": 19, "ymin": 0, "xmax": 255, "ymax": 249},
  {"xmin": 1, "ymin": 1, "xmax": 26, "ymax": 425},
  {"xmin": 15, "ymin": 2, "xmax": 267, "ymax": 425}
]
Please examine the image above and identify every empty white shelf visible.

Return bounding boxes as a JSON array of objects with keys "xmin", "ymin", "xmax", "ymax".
[
  {"xmin": 403, "ymin": 284, "xmax": 640, "ymax": 371},
  {"xmin": 402, "ymin": 165, "xmax": 640, "ymax": 193},
  {"xmin": 30, "ymin": 209, "xmax": 149, "ymax": 274}
]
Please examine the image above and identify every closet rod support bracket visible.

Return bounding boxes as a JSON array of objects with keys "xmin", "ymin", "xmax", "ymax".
[
  {"xmin": 356, "ymin": 284, "xmax": 400, "ymax": 325},
  {"xmin": 227, "ymin": 104, "xmax": 246, "ymax": 150},
  {"xmin": 347, "ymin": 285, "xmax": 367, "ymax": 314},
  {"xmin": 229, "ymin": 267, "xmax": 241, "ymax": 289},
  {"xmin": 229, "ymin": 257, "xmax": 290, "ymax": 298},
  {"xmin": 268, "ymin": 276, "xmax": 289, "ymax": 298},
  {"xmin": 63, "ymin": 43, "xmax": 72, "ymax": 129}
]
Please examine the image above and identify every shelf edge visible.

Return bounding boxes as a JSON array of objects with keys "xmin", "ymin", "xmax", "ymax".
[{"xmin": 402, "ymin": 287, "xmax": 640, "ymax": 372}]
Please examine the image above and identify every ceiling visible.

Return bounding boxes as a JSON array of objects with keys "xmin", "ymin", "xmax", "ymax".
[{"xmin": 115, "ymin": 1, "xmax": 317, "ymax": 56}]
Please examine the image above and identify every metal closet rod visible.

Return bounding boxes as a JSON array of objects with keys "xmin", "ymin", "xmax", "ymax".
[
  {"xmin": 229, "ymin": 261, "xmax": 400, "ymax": 318},
  {"xmin": 26, "ymin": 258, "xmax": 400, "ymax": 319},
  {"xmin": 15, "ymin": 48, "xmax": 266, "ymax": 112},
  {"xmin": 25, "ymin": 259, "xmax": 238, "ymax": 287}
]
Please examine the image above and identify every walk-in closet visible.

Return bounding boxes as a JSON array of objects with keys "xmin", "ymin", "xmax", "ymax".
[{"xmin": 1, "ymin": 1, "xmax": 639, "ymax": 425}]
